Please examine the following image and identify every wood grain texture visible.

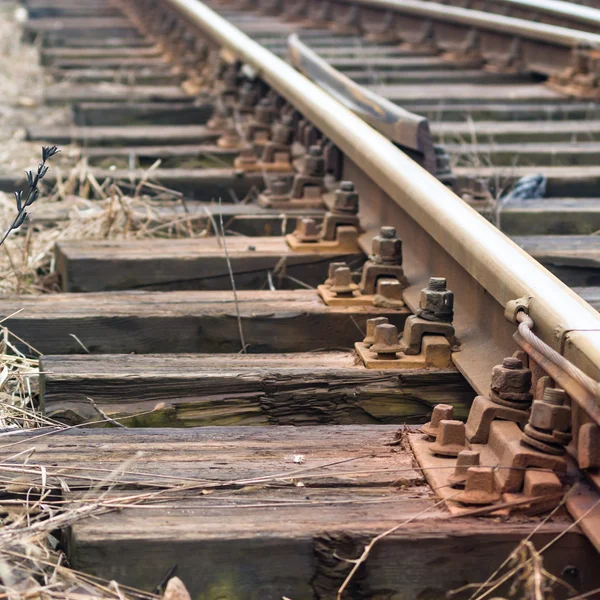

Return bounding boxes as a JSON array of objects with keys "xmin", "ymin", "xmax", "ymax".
[
  {"xmin": 500, "ymin": 199, "xmax": 600, "ymax": 235},
  {"xmin": 55, "ymin": 237, "xmax": 364, "ymax": 292},
  {"xmin": 0, "ymin": 290, "xmax": 409, "ymax": 355},
  {"xmin": 27, "ymin": 125, "xmax": 219, "ymax": 146},
  {"xmin": 0, "ymin": 427, "xmax": 595, "ymax": 599},
  {"xmin": 33, "ymin": 200, "xmax": 322, "ymax": 236},
  {"xmin": 40, "ymin": 351, "xmax": 474, "ymax": 425}
]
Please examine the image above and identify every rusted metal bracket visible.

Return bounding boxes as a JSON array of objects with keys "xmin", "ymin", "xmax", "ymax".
[
  {"xmin": 258, "ymin": 145, "xmax": 328, "ymax": 209},
  {"xmin": 318, "ymin": 226, "xmax": 407, "ymax": 306},
  {"xmin": 285, "ymin": 181, "xmax": 361, "ymax": 253},
  {"xmin": 352, "ymin": 279, "xmax": 458, "ymax": 370}
]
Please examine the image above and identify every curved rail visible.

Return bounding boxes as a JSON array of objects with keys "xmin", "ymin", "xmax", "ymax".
[
  {"xmin": 287, "ymin": 33, "xmax": 437, "ymax": 175},
  {"xmin": 345, "ymin": 0, "xmax": 600, "ymax": 47},
  {"xmin": 157, "ymin": 0, "xmax": 600, "ymax": 404},
  {"xmin": 441, "ymin": 0, "xmax": 600, "ymax": 33}
]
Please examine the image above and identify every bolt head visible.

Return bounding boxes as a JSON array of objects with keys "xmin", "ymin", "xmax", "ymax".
[
  {"xmin": 372, "ymin": 237, "xmax": 401, "ymax": 264},
  {"xmin": 491, "ymin": 360, "xmax": 531, "ymax": 396},
  {"xmin": 370, "ymin": 323, "xmax": 403, "ymax": 355},
  {"xmin": 333, "ymin": 183, "xmax": 359, "ymax": 213},
  {"xmin": 419, "ymin": 286, "xmax": 454, "ymax": 320},
  {"xmin": 327, "ymin": 261, "xmax": 347, "ymax": 281},
  {"xmin": 329, "ymin": 266, "xmax": 358, "ymax": 295},
  {"xmin": 363, "ymin": 317, "xmax": 389, "ymax": 344}
]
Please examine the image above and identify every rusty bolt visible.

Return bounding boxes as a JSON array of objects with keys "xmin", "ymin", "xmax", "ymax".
[
  {"xmin": 529, "ymin": 390, "xmax": 571, "ymax": 432},
  {"xmin": 255, "ymin": 98, "xmax": 275, "ymax": 125},
  {"xmin": 449, "ymin": 449, "xmax": 480, "ymax": 487},
  {"xmin": 371, "ymin": 226, "xmax": 402, "ymax": 265},
  {"xmin": 429, "ymin": 419, "xmax": 467, "ymax": 457},
  {"xmin": 370, "ymin": 323, "xmax": 403, "ymax": 358},
  {"xmin": 456, "ymin": 467, "xmax": 500, "ymax": 505},
  {"xmin": 238, "ymin": 81, "xmax": 260, "ymax": 111},
  {"xmin": 304, "ymin": 145, "xmax": 325, "ymax": 178},
  {"xmin": 294, "ymin": 218, "xmax": 321, "ymax": 242},
  {"xmin": 362, "ymin": 317, "xmax": 389, "ymax": 346},
  {"xmin": 332, "ymin": 181, "xmax": 359, "ymax": 214},
  {"xmin": 422, "ymin": 403, "xmax": 454, "ymax": 439},
  {"xmin": 418, "ymin": 277, "xmax": 454, "ymax": 323},
  {"xmin": 329, "ymin": 266, "xmax": 358, "ymax": 297},
  {"xmin": 490, "ymin": 357, "xmax": 532, "ymax": 403},
  {"xmin": 376, "ymin": 279, "xmax": 404, "ymax": 303},
  {"xmin": 272, "ymin": 115, "xmax": 296, "ymax": 145},
  {"xmin": 325, "ymin": 262, "xmax": 347, "ymax": 286}
]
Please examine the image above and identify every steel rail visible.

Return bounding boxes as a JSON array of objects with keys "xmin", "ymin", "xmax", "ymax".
[
  {"xmin": 287, "ymin": 33, "xmax": 437, "ymax": 175},
  {"xmin": 162, "ymin": 0, "xmax": 600, "ymax": 402},
  {"xmin": 441, "ymin": 0, "xmax": 600, "ymax": 32},
  {"xmin": 331, "ymin": 0, "xmax": 600, "ymax": 48}
]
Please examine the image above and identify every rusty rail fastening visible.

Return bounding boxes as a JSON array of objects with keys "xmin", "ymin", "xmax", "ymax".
[{"xmin": 120, "ymin": 0, "xmax": 600, "ymax": 547}]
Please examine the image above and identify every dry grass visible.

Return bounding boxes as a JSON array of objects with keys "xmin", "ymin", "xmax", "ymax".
[{"xmin": 0, "ymin": 5, "xmax": 199, "ymax": 597}]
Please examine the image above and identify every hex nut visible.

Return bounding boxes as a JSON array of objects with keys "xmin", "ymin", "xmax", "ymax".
[
  {"xmin": 529, "ymin": 400, "xmax": 571, "ymax": 432},
  {"xmin": 419, "ymin": 278, "xmax": 454, "ymax": 322},
  {"xmin": 372, "ymin": 237, "xmax": 401, "ymax": 264},
  {"xmin": 490, "ymin": 358, "xmax": 531, "ymax": 397}
]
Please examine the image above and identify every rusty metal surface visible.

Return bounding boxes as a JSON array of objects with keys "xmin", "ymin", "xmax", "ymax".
[
  {"xmin": 441, "ymin": 0, "xmax": 600, "ymax": 32},
  {"xmin": 287, "ymin": 33, "xmax": 437, "ymax": 174},
  {"xmin": 338, "ymin": 0, "xmax": 600, "ymax": 48}
]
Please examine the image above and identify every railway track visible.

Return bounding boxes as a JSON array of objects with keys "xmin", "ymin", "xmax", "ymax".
[{"xmin": 1, "ymin": 0, "xmax": 600, "ymax": 597}]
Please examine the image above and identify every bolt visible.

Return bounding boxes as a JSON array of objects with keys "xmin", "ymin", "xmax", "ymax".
[
  {"xmin": 332, "ymin": 181, "xmax": 359, "ymax": 214},
  {"xmin": 304, "ymin": 145, "xmax": 325, "ymax": 177},
  {"xmin": 522, "ymin": 386, "xmax": 572, "ymax": 455},
  {"xmin": 329, "ymin": 266, "xmax": 358, "ymax": 297},
  {"xmin": 255, "ymin": 98, "xmax": 275, "ymax": 125},
  {"xmin": 528, "ymin": 395, "xmax": 570, "ymax": 432},
  {"xmin": 370, "ymin": 323, "xmax": 403, "ymax": 359},
  {"xmin": 362, "ymin": 317, "xmax": 389, "ymax": 345},
  {"xmin": 490, "ymin": 357, "xmax": 532, "ymax": 407},
  {"xmin": 543, "ymin": 388, "xmax": 566, "ymax": 406},
  {"xmin": 371, "ymin": 226, "xmax": 402, "ymax": 265},
  {"xmin": 325, "ymin": 262, "xmax": 347, "ymax": 286},
  {"xmin": 422, "ymin": 403, "xmax": 454, "ymax": 439},
  {"xmin": 238, "ymin": 81, "xmax": 260, "ymax": 110},
  {"xmin": 429, "ymin": 419, "xmax": 467, "ymax": 457},
  {"xmin": 456, "ymin": 467, "xmax": 501, "ymax": 505},
  {"xmin": 449, "ymin": 449, "xmax": 480, "ymax": 487},
  {"xmin": 272, "ymin": 116, "xmax": 295, "ymax": 145},
  {"xmin": 418, "ymin": 277, "xmax": 454, "ymax": 323}
]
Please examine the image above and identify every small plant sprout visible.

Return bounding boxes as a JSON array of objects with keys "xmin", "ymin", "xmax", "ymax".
[{"xmin": 0, "ymin": 145, "xmax": 60, "ymax": 247}]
